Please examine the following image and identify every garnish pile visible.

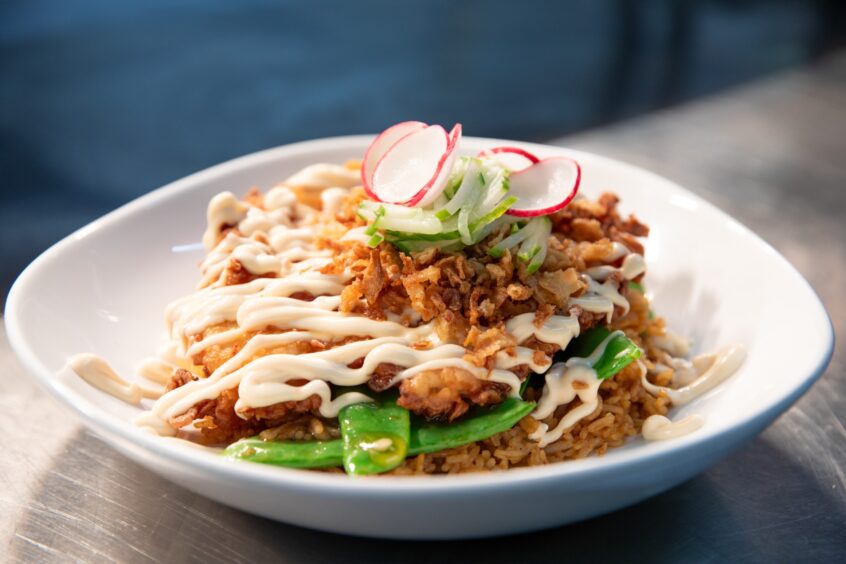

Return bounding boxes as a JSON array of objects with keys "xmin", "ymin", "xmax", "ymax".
[{"xmin": 357, "ymin": 121, "xmax": 581, "ymax": 273}]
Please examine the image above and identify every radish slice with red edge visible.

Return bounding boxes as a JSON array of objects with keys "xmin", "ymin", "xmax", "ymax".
[
  {"xmin": 369, "ymin": 123, "xmax": 462, "ymax": 207},
  {"xmin": 506, "ymin": 156, "xmax": 581, "ymax": 217},
  {"xmin": 416, "ymin": 124, "xmax": 461, "ymax": 207},
  {"xmin": 361, "ymin": 121, "xmax": 427, "ymax": 200},
  {"xmin": 478, "ymin": 146, "xmax": 540, "ymax": 172}
]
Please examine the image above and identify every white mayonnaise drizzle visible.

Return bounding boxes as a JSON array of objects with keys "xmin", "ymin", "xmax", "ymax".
[
  {"xmin": 529, "ymin": 331, "xmax": 624, "ymax": 447},
  {"xmin": 642, "ymin": 344, "xmax": 746, "ymax": 405},
  {"xmin": 67, "ymin": 353, "xmax": 162, "ymax": 405},
  {"xmin": 283, "ymin": 163, "xmax": 361, "ymax": 190},
  {"xmin": 584, "ymin": 253, "xmax": 646, "ymax": 282},
  {"xmin": 135, "ymin": 357, "xmax": 179, "ymax": 385},
  {"xmin": 570, "ymin": 246, "xmax": 644, "ymax": 323},
  {"xmin": 321, "ymin": 187, "xmax": 350, "ymax": 216},
  {"xmin": 202, "ymin": 192, "xmax": 248, "ymax": 251},
  {"xmin": 231, "ymin": 242, "xmax": 282, "ymax": 275},
  {"xmin": 642, "ymin": 414, "xmax": 704, "ymax": 441},
  {"xmin": 135, "ymin": 411, "xmax": 178, "ymax": 436},
  {"xmin": 570, "ymin": 277, "xmax": 630, "ymax": 322},
  {"xmin": 495, "ymin": 346, "xmax": 552, "ymax": 373},
  {"xmin": 505, "ymin": 312, "xmax": 580, "ymax": 349},
  {"xmin": 606, "ymin": 241, "xmax": 630, "ymax": 261},
  {"xmin": 651, "ymin": 329, "xmax": 691, "ymax": 358}
]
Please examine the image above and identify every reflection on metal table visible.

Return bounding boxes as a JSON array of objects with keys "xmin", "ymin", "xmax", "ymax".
[{"xmin": 2, "ymin": 51, "xmax": 844, "ymax": 562}]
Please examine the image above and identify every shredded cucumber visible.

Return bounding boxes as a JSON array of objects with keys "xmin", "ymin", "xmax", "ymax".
[
  {"xmin": 390, "ymin": 237, "xmax": 463, "ymax": 253},
  {"xmin": 489, "ymin": 221, "xmax": 533, "ymax": 258},
  {"xmin": 489, "ymin": 216, "xmax": 551, "ymax": 273},
  {"xmin": 364, "ymin": 206, "xmax": 386, "ymax": 236},
  {"xmin": 443, "ymin": 156, "xmax": 471, "ymax": 200},
  {"xmin": 458, "ymin": 208, "xmax": 473, "ymax": 245},
  {"xmin": 357, "ymin": 154, "xmax": 552, "ymax": 272},
  {"xmin": 527, "ymin": 243, "xmax": 548, "ymax": 274},
  {"xmin": 516, "ymin": 219, "xmax": 543, "ymax": 261},
  {"xmin": 471, "ymin": 167, "xmax": 508, "ymax": 223},
  {"xmin": 366, "ymin": 232, "xmax": 385, "ymax": 247},
  {"xmin": 525, "ymin": 217, "xmax": 552, "ymax": 273},
  {"xmin": 471, "ymin": 195, "xmax": 517, "ymax": 233},
  {"xmin": 358, "ymin": 206, "xmax": 442, "ymax": 234},
  {"xmin": 360, "ymin": 200, "xmax": 420, "ymax": 219},
  {"xmin": 436, "ymin": 158, "xmax": 483, "ymax": 220}
]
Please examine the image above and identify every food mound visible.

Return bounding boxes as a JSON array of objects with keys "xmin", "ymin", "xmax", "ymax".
[{"xmin": 71, "ymin": 121, "xmax": 745, "ymax": 476}]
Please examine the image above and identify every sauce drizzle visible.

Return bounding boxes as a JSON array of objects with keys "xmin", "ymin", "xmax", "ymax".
[{"xmin": 68, "ymin": 353, "xmax": 161, "ymax": 405}]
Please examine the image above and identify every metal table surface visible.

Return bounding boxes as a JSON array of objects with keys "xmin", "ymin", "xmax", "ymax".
[{"xmin": 2, "ymin": 52, "xmax": 844, "ymax": 563}]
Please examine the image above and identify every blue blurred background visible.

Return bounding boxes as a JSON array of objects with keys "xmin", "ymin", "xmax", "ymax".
[{"xmin": 2, "ymin": 0, "xmax": 844, "ymax": 298}]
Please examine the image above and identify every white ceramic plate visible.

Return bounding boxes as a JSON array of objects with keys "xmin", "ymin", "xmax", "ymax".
[{"xmin": 5, "ymin": 136, "xmax": 833, "ymax": 539}]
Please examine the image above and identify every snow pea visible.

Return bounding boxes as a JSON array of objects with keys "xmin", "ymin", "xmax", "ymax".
[
  {"xmin": 339, "ymin": 401, "xmax": 410, "ymax": 475},
  {"xmin": 627, "ymin": 281, "xmax": 645, "ymax": 293},
  {"xmin": 224, "ymin": 397, "xmax": 538, "ymax": 472},
  {"xmin": 407, "ymin": 398, "xmax": 536, "ymax": 455},
  {"xmin": 570, "ymin": 327, "xmax": 642, "ymax": 380},
  {"xmin": 223, "ymin": 437, "xmax": 342, "ymax": 469}
]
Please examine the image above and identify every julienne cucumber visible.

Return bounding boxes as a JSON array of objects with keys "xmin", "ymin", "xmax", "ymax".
[
  {"xmin": 488, "ymin": 216, "xmax": 551, "ymax": 273},
  {"xmin": 357, "ymin": 156, "xmax": 551, "ymax": 273}
]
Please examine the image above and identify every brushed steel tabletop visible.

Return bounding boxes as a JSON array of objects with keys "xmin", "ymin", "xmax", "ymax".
[{"xmin": 2, "ymin": 52, "xmax": 844, "ymax": 563}]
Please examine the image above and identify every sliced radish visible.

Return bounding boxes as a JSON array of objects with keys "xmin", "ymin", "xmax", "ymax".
[
  {"xmin": 416, "ymin": 124, "xmax": 461, "ymax": 207},
  {"xmin": 506, "ymin": 157, "xmax": 581, "ymax": 217},
  {"xmin": 478, "ymin": 146, "xmax": 540, "ymax": 172},
  {"xmin": 361, "ymin": 121, "xmax": 427, "ymax": 200},
  {"xmin": 369, "ymin": 123, "xmax": 462, "ymax": 207}
]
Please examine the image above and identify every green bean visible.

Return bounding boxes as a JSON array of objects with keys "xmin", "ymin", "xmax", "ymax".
[
  {"xmin": 223, "ymin": 437, "xmax": 342, "ymax": 469},
  {"xmin": 339, "ymin": 402, "xmax": 410, "ymax": 475},
  {"xmin": 408, "ymin": 398, "xmax": 536, "ymax": 455}
]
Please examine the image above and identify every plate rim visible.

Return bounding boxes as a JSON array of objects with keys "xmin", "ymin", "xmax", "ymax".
[{"xmin": 4, "ymin": 134, "xmax": 835, "ymax": 494}]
